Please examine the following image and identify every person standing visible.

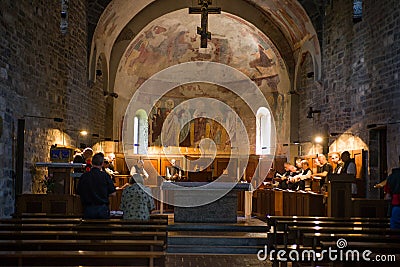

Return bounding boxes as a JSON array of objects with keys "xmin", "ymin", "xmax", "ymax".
[
  {"xmin": 77, "ymin": 152, "xmax": 116, "ymax": 219},
  {"xmin": 340, "ymin": 151, "xmax": 357, "ymax": 194},
  {"xmin": 130, "ymin": 160, "xmax": 149, "ymax": 180},
  {"xmin": 73, "ymin": 147, "xmax": 93, "ymax": 173},
  {"xmin": 72, "ymin": 147, "xmax": 93, "ymax": 193},
  {"xmin": 166, "ymin": 159, "xmax": 181, "ymax": 181},
  {"xmin": 120, "ymin": 174, "xmax": 155, "ymax": 220},
  {"xmin": 376, "ymin": 168, "xmax": 400, "ymax": 229},
  {"xmin": 331, "ymin": 152, "xmax": 343, "ymax": 174},
  {"xmin": 312, "ymin": 154, "xmax": 333, "ymax": 191}
]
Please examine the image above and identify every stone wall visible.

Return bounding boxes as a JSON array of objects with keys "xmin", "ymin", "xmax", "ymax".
[
  {"xmin": 298, "ymin": 0, "xmax": 400, "ymax": 197},
  {"xmin": 0, "ymin": 0, "xmax": 107, "ymax": 217}
]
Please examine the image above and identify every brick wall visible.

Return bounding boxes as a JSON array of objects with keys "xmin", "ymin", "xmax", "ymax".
[
  {"xmin": 0, "ymin": 0, "xmax": 107, "ymax": 217},
  {"xmin": 298, "ymin": 0, "xmax": 400, "ymax": 196}
]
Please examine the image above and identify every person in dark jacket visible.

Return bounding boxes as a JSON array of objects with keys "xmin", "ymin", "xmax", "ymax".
[
  {"xmin": 386, "ymin": 168, "xmax": 400, "ymax": 229},
  {"xmin": 77, "ymin": 152, "xmax": 116, "ymax": 219}
]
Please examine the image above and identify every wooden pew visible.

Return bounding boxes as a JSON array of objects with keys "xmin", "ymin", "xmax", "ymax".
[
  {"xmin": 0, "ymin": 223, "xmax": 168, "ymax": 232},
  {"xmin": 266, "ymin": 215, "xmax": 389, "ymax": 249},
  {"xmin": 0, "ymin": 239, "xmax": 165, "ymax": 251},
  {"xmin": 12, "ymin": 212, "xmax": 169, "ymax": 220},
  {"xmin": 266, "ymin": 215, "xmax": 389, "ymax": 224},
  {"xmin": 0, "ymin": 230, "xmax": 167, "ymax": 241},
  {"xmin": 0, "ymin": 214, "xmax": 169, "ymax": 266},
  {"xmin": 266, "ymin": 216, "xmax": 391, "ymax": 251},
  {"xmin": 320, "ymin": 240, "xmax": 400, "ymax": 254},
  {"xmin": 266, "ymin": 216, "xmax": 399, "ymax": 267},
  {"xmin": 320, "ymin": 241, "xmax": 400, "ymax": 264},
  {"xmin": 0, "ymin": 251, "xmax": 165, "ymax": 266},
  {"xmin": 303, "ymin": 232, "xmax": 400, "ymax": 249}
]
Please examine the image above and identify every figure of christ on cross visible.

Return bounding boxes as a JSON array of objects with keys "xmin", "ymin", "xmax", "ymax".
[{"xmin": 189, "ymin": 0, "xmax": 221, "ymax": 48}]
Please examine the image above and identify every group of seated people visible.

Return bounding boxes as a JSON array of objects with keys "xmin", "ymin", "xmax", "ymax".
[
  {"xmin": 273, "ymin": 151, "xmax": 356, "ymax": 193},
  {"xmin": 274, "ymin": 159, "xmax": 314, "ymax": 191}
]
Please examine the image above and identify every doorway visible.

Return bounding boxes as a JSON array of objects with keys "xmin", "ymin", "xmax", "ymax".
[{"xmin": 369, "ymin": 127, "xmax": 387, "ymax": 199}]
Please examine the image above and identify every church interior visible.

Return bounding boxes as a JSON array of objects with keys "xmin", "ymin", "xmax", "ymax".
[{"xmin": 0, "ymin": 0, "xmax": 399, "ymax": 266}]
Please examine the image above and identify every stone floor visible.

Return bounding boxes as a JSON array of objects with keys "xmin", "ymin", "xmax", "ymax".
[
  {"xmin": 166, "ymin": 254, "xmax": 272, "ymax": 267},
  {"xmin": 165, "ymin": 214, "xmax": 272, "ymax": 266}
]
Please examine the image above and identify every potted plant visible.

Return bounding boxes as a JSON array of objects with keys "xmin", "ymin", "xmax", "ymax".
[{"xmin": 44, "ymin": 175, "xmax": 56, "ymax": 194}]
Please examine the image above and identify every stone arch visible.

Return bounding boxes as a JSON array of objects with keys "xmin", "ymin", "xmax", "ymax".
[{"xmin": 89, "ymin": 0, "xmax": 321, "ymax": 94}]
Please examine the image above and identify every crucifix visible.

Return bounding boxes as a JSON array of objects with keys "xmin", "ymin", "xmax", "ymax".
[{"xmin": 189, "ymin": 0, "xmax": 221, "ymax": 48}]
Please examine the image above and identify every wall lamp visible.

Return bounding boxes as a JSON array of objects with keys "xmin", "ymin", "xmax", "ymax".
[
  {"xmin": 307, "ymin": 107, "xmax": 321, "ymax": 119},
  {"xmin": 103, "ymin": 91, "xmax": 118, "ymax": 98},
  {"xmin": 24, "ymin": 115, "xmax": 64, "ymax": 122},
  {"xmin": 367, "ymin": 121, "xmax": 400, "ymax": 129},
  {"xmin": 330, "ymin": 132, "xmax": 355, "ymax": 137}
]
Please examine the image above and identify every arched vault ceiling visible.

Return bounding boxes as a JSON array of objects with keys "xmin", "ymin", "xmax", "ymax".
[
  {"xmin": 115, "ymin": 10, "xmax": 290, "ymax": 100},
  {"xmin": 89, "ymin": 0, "xmax": 321, "ymax": 91}
]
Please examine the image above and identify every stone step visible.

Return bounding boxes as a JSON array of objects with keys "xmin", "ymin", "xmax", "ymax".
[
  {"xmin": 167, "ymin": 223, "xmax": 270, "ymax": 232},
  {"xmin": 168, "ymin": 235, "xmax": 270, "ymax": 247},
  {"xmin": 167, "ymin": 245, "xmax": 265, "ymax": 254}
]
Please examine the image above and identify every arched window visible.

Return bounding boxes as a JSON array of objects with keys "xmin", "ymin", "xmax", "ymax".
[
  {"xmin": 256, "ymin": 107, "xmax": 272, "ymax": 155},
  {"xmin": 134, "ymin": 109, "xmax": 148, "ymax": 154}
]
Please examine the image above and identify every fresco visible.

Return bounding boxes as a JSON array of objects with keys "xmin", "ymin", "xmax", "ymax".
[
  {"xmin": 91, "ymin": 0, "xmax": 319, "ymax": 73},
  {"xmin": 115, "ymin": 9, "xmax": 291, "ymax": 154},
  {"xmin": 147, "ymin": 84, "xmax": 246, "ymax": 151}
]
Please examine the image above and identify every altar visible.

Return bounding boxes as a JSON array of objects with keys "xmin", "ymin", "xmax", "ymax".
[
  {"xmin": 35, "ymin": 162, "xmax": 85, "ymax": 195},
  {"xmin": 161, "ymin": 182, "xmax": 252, "ymax": 223}
]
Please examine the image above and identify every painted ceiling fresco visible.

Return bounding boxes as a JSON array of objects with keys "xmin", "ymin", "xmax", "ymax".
[
  {"xmin": 114, "ymin": 9, "xmax": 290, "ymax": 154},
  {"xmin": 90, "ymin": 0, "xmax": 318, "ymax": 72},
  {"xmin": 116, "ymin": 9, "xmax": 289, "ymax": 98}
]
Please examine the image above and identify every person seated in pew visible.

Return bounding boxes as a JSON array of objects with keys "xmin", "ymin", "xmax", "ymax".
[
  {"xmin": 274, "ymin": 162, "xmax": 291, "ymax": 190},
  {"xmin": 296, "ymin": 160, "xmax": 313, "ymax": 191},
  {"xmin": 287, "ymin": 164, "xmax": 301, "ymax": 190},
  {"xmin": 119, "ymin": 174, "xmax": 155, "ymax": 221}
]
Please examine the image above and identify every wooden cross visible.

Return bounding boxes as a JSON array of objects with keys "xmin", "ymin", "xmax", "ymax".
[{"xmin": 189, "ymin": 0, "xmax": 221, "ymax": 48}]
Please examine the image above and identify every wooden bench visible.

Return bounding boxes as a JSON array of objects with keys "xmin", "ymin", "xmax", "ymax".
[
  {"xmin": 0, "ymin": 223, "xmax": 167, "ymax": 232},
  {"xmin": 266, "ymin": 216, "xmax": 390, "ymax": 248},
  {"xmin": 303, "ymin": 232, "xmax": 400, "ymax": 249},
  {"xmin": 4, "ymin": 213, "xmax": 169, "ymax": 223},
  {"xmin": 0, "ymin": 250, "xmax": 165, "ymax": 266},
  {"xmin": 320, "ymin": 241, "xmax": 400, "ymax": 260},
  {"xmin": 0, "ymin": 239, "xmax": 165, "ymax": 251},
  {"xmin": 267, "ymin": 216, "xmax": 398, "ymax": 266},
  {"xmin": 266, "ymin": 215, "xmax": 389, "ymax": 225},
  {"xmin": 0, "ymin": 230, "xmax": 167, "ymax": 241},
  {"xmin": 0, "ymin": 215, "xmax": 169, "ymax": 266}
]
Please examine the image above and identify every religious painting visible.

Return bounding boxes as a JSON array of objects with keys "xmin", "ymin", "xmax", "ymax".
[
  {"xmin": 148, "ymin": 94, "xmax": 231, "ymax": 151},
  {"xmin": 117, "ymin": 9, "xmax": 292, "ymax": 155}
]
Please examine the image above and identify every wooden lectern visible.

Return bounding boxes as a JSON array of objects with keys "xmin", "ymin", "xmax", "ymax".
[{"xmin": 327, "ymin": 174, "xmax": 356, "ymax": 217}]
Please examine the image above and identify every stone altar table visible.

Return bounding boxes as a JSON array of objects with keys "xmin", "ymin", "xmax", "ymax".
[
  {"xmin": 36, "ymin": 162, "xmax": 85, "ymax": 195},
  {"xmin": 161, "ymin": 182, "xmax": 252, "ymax": 223}
]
